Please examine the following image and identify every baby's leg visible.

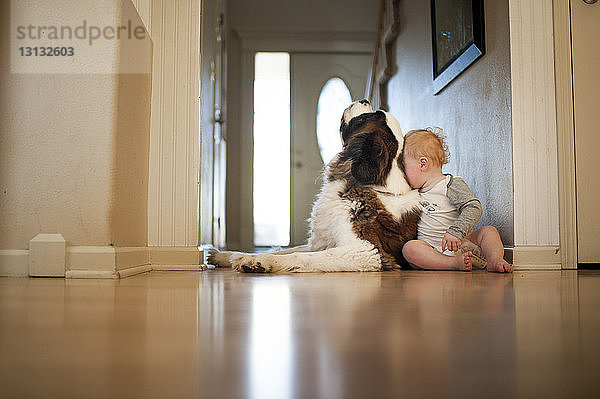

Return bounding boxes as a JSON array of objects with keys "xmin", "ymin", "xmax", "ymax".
[
  {"xmin": 466, "ymin": 226, "xmax": 513, "ymax": 273},
  {"xmin": 402, "ymin": 240, "xmax": 472, "ymax": 271}
]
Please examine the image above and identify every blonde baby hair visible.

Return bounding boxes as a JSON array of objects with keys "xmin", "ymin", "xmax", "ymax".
[{"xmin": 403, "ymin": 127, "xmax": 450, "ymax": 167}]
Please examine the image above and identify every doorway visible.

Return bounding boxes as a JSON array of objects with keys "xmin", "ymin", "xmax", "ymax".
[{"xmin": 242, "ymin": 50, "xmax": 371, "ymax": 249}]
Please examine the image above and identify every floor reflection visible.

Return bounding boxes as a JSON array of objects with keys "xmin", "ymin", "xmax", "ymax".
[
  {"xmin": 249, "ymin": 279, "xmax": 292, "ymax": 399},
  {"xmin": 282, "ymin": 272, "xmax": 516, "ymax": 398},
  {"xmin": 513, "ymin": 270, "xmax": 600, "ymax": 398},
  {"xmin": 2, "ymin": 269, "xmax": 600, "ymax": 398}
]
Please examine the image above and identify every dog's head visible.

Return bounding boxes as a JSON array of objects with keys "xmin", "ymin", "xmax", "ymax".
[{"xmin": 328, "ymin": 100, "xmax": 411, "ymax": 195}]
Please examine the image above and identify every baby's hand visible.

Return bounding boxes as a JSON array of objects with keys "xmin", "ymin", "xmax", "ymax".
[{"xmin": 442, "ymin": 233, "xmax": 462, "ymax": 252}]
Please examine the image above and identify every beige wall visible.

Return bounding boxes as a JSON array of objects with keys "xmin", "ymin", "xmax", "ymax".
[
  {"xmin": 387, "ymin": 0, "xmax": 514, "ymax": 246},
  {"xmin": 0, "ymin": 0, "xmax": 151, "ymax": 250}
]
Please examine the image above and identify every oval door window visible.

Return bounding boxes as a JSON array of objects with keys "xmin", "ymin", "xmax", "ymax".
[{"xmin": 316, "ymin": 77, "xmax": 352, "ymax": 164}]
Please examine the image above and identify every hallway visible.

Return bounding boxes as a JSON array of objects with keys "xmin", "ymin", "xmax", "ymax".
[{"xmin": 1, "ymin": 269, "xmax": 598, "ymax": 398}]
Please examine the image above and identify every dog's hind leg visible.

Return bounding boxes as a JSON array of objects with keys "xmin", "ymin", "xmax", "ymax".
[
  {"xmin": 206, "ymin": 245, "xmax": 311, "ymax": 268},
  {"xmin": 232, "ymin": 242, "xmax": 382, "ymax": 273},
  {"xmin": 206, "ymin": 249, "xmax": 246, "ymax": 268}
]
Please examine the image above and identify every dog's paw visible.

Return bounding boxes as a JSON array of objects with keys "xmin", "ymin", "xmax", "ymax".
[
  {"xmin": 231, "ymin": 253, "xmax": 274, "ymax": 273},
  {"xmin": 206, "ymin": 249, "xmax": 233, "ymax": 268}
]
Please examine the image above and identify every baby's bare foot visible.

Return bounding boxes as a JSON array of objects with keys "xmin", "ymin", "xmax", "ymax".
[
  {"xmin": 487, "ymin": 259, "xmax": 513, "ymax": 273},
  {"xmin": 455, "ymin": 251, "xmax": 472, "ymax": 271}
]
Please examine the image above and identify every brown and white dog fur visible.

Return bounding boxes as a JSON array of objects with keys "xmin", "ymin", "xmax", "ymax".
[{"xmin": 208, "ymin": 100, "xmax": 421, "ymax": 273}]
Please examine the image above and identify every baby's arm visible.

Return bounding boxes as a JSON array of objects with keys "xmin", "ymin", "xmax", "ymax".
[{"xmin": 446, "ymin": 176, "xmax": 482, "ymax": 241}]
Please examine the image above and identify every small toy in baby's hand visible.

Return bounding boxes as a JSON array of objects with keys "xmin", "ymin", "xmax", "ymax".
[{"xmin": 454, "ymin": 239, "xmax": 487, "ymax": 269}]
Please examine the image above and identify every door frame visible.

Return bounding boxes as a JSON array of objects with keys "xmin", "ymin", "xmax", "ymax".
[
  {"xmin": 230, "ymin": 29, "xmax": 374, "ymax": 250},
  {"xmin": 508, "ymin": 0, "xmax": 577, "ymax": 270},
  {"xmin": 199, "ymin": 0, "xmax": 227, "ymax": 249},
  {"xmin": 553, "ymin": 0, "xmax": 578, "ymax": 269}
]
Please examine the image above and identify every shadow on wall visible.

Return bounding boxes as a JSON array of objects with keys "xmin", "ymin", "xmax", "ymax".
[{"xmin": 110, "ymin": 0, "xmax": 153, "ymax": 247}]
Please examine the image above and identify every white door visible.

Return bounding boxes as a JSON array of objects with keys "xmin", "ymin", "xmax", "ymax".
[
  {"xmin": 290, "ymin": 53, "xmax": 371, "ymax": 246},
  {"xmin": 572, "ymin": 0, "xmax": 600, "ymax": 263}
]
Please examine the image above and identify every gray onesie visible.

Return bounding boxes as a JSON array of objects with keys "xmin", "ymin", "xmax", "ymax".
[{"xmin": 418, "ymin": 174, "xmax": 482, "ymax": 253}]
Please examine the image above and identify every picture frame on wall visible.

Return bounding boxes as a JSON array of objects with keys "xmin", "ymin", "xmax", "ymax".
[{"xmin": 431, "ymin": 0, "xmax": 485, "ymax": 94}]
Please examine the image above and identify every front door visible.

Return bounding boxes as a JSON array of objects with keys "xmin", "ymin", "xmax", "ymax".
[
  {"xmin": 289, "ymin": 53, "xmax": 371, "ymax": 246},
  {"xmin": 571, "ymin": 0, "xmax": 600, "ymax": 263}
]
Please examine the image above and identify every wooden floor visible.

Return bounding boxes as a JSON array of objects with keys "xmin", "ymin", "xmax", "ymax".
[{"xmin": 1, "ymin": 269, "xmax": 599, "ymax": 399}]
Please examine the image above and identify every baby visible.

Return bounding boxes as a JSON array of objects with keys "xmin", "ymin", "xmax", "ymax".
[{"xmin": 401, "ymin": 129, "xmax": 513, "ymax": 273}]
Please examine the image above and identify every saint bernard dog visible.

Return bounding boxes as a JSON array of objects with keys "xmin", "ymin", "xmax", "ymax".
[{"xmin": 208, "ymin": 99, "xmax": 421, "ymax": 273}]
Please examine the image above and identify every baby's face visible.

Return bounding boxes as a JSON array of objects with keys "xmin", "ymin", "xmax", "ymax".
[{"xmin": 402, "ymin": 155, "xmax": 424, "ymax": 189}]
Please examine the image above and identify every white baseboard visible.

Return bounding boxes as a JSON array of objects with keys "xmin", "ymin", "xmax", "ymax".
[
  {"xmin": 115, "ymin": 247, "xmax": 151, "ymax": 271},
  {"xmin": 67, "ymin": 246, "xmax": 117, "ymax": 272},
  {"xmin": 118, "ymin": 264, "xmax": 153, "ymax": 278},
  {"xmin": 149, "ymin": 246, "xmax": 203, "ymax": 266},
  {"xmin": 67, "ymin": 246, "xmax": 154, "ymax": 279},
  {"xmin": 152, "ymin": 264, "xmax": 208, "ymax": 271},
  {"xmin": 65, "ymin": 270, "xmax": 119, "ymax": 279},
  {"xmin": 513, "ymin": 246, "xmax": 562, "ymax": 270},
  {"xmin": 29, "ymin": 234, "xmax": 66, "ymax": 277},
  {"xmin": 66, "ymin": 246, "xmax": 204, "ymax": 278},
  {"xmin": 0, "ymin": 250, "xmax": 29, "ymax": 277},
  {"xmin": 1, "ymin": 245, "xmax": 204, "ymax": 278}
]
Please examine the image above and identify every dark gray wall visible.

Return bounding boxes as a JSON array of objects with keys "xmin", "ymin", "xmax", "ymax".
[{"xmin": 388, "ymin": 0, "xmax": 513, "ymax": 245}]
